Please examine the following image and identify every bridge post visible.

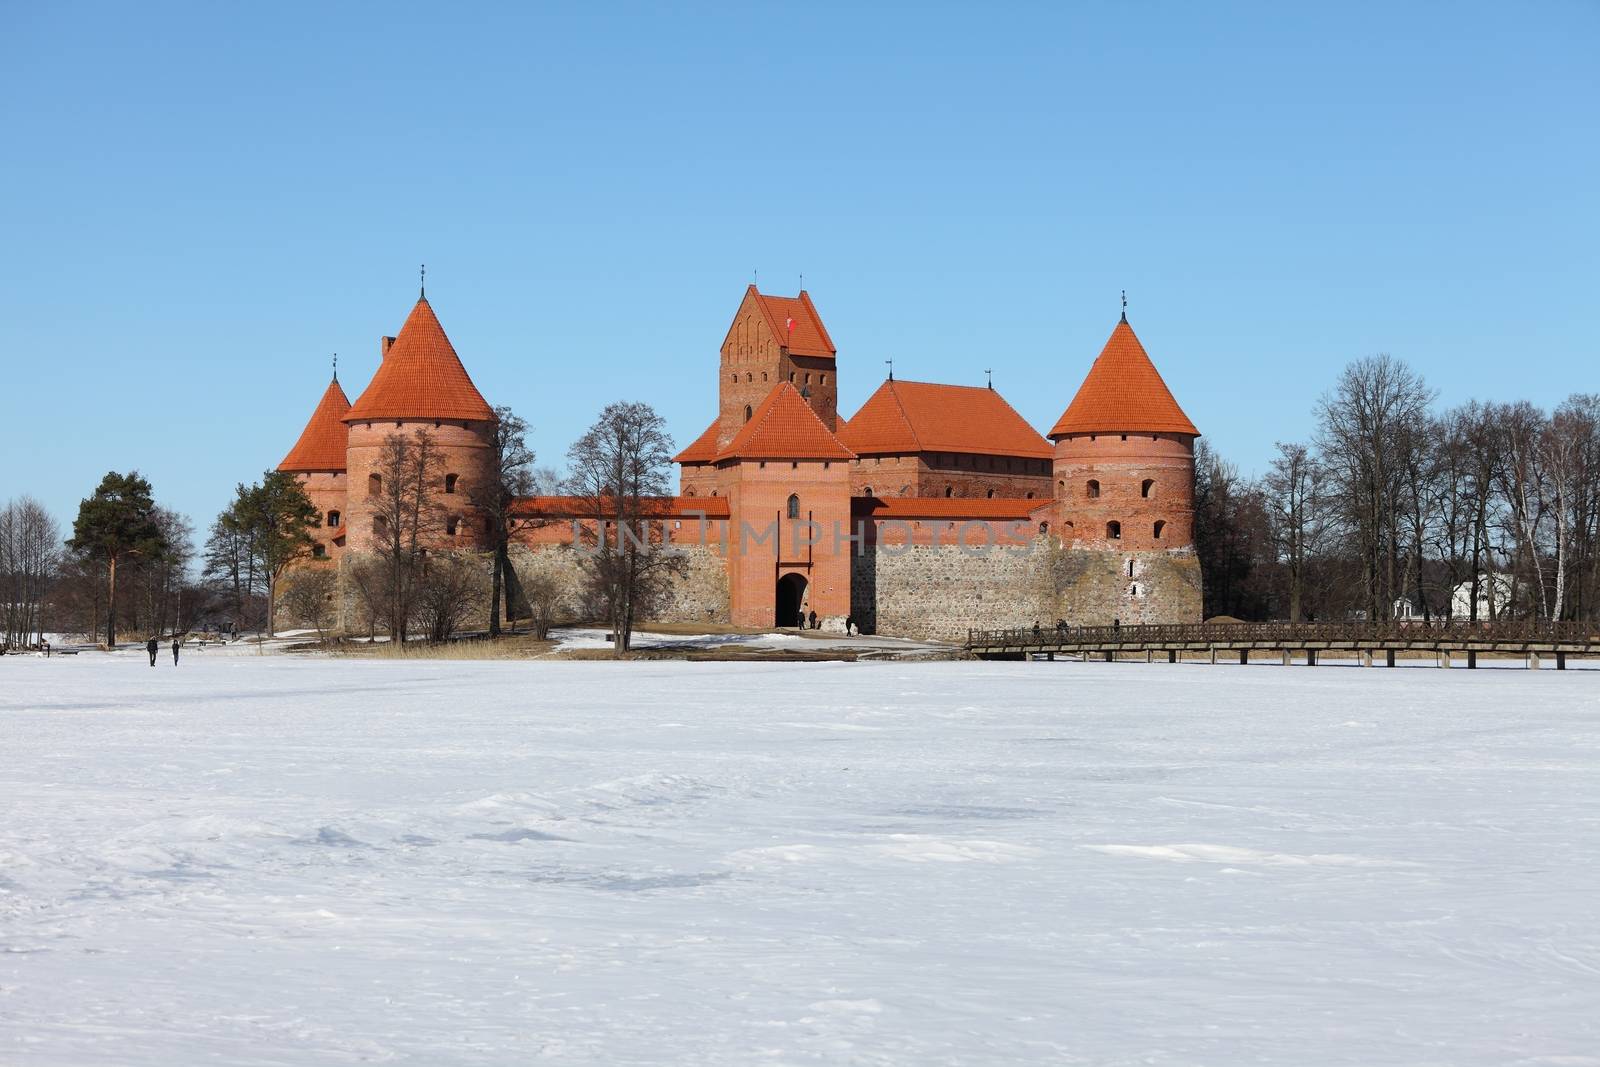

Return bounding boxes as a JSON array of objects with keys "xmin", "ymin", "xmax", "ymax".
[
  {"xmin": 1104, "ymin": 650, "xmax": 1113, "ymax": 663},
  {"xmin": 1168, "ymin": 649, "xmax": 1178, "ymax": 664},
  {"xmin": 1238, "ymin": 649, "xmax": 1249, "ymax": 665},
  {"xmin": 1045, "ymin": 652, "xmax": 1054, "ymax": 662},
  {"xmin": 1280, "ymin": 649, "xmax": 1291, "ymax": 666},
  {"xmin": 1467, "ymin": 650, "xmax": 1477, "ymax": 669},
  {"xmin": 1385, "ymin": 649, "xmax": 1396, "ymax": 668},
  {"xmin": 1145, "ymin": 649, "xmax": 1153, "ymax": 663},
  {"xmin": 1529, "ymin": 651, "xmax": 1541, "ymax": 670},
  {"xmin": 1209, "ymin": 646, "xmax": 1217, "ymax": 664},
  {"xmin": 1557, "ymin": 651, "xmax": 1567, "ymax": 670},
  {"xmin": 1439, "ymin": 650, "xmax": 1452, "ymax": 668},
  {"xmin": 1359, "ymin": 650, "xmax": 1373, "ymax": 667},
  {"xmin": 1306, "ymin": 649, "xmax": 1317, "ymax": 666}
]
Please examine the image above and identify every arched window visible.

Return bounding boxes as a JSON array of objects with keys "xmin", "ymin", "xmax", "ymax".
[
  {"xmin": 1086, "ymin": 479, "xmax": 1100, "ymax": 499},
  {"xmin": 1039, "ymin": 521, "xmax": 1049, "ymax": 534},
  {"xmin": 744, "ymin": 404, "xmax": 753, "ymax": 422},
  {"xmin": 685, "ymin": 485, "xmax": 697, "ymax": 496},
  {"xmin": 1106, "ymin": 520, "xmax": 1121, "ymax": 539},
  {"xmin": 1141, "ymin": 479, "xmax": 1154, "ymax": 498},
  {"xmin": 327, "ymin": 510, "xmax": 341, "ymax": 528},
  {"xmin": 746, "ymin": 372, "xmax": 753, "ymax": 383},
  {"xmin": 761, "ymin": 372, "xmax": 768, "ymax": 382},
  {"xmin": 820, "ymin": 374, "xmax": 827, "ymax": 385},
  {"xmin": 1025, "ymin": 491, "xmax": 1034, "ymax": 499},
  {"xmin": 786, "ymin": 494, "xmax": 800, "ymax": 519},
  {"xmin": 789, "ymin": 372, "xmax": 796, "ymax": 382},
  {"xmin": 368, "ymin": 473, "xmax": 381, "ymax": 497},
  {"xmin": 1153, "ymin": 519, "xmax": 1166, "ymax": 539},
  {"xmin": 944, "ymin": 486, "xmax": 954, "ymax": 498},
  {"xmin": 446, "ymin": 516, "xmax": 460, "ymax": 535},
  {"xmin": 445, "ymin": 473, "xmax": 458, "ymax": 494},
  {"xmin": 986, "ymin": 489, "xmax": 996, "ymax": 498},
  {"xmin": 863, "ymin": 486, "xmax": 874, "ymax": 497}
]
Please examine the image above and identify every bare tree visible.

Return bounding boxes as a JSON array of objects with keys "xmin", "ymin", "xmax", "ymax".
[
  {"xmin": 414, "ymin": 553, "xmax": 487, "ymax": 642},
  {"xmin": 564, "ymin": 401, "xmax": 683, "ymax": 652},
  {"xmin": 1494, "ymin": 401, "xmax": 1550, "ymax": 619},
  {"xmin": 1263, "ymin": 442, "xmax": 1329, "ymax": 622},
  {"xmin": 1543, "ymin": 396, "xmax": 1598, "ymax": 620},
  {"xmin": 466, "ymin": 406, "xmax": 536, "ymax": 637},
  {"xmin": 0, "ymin": 497, "xmax": 61, "ymax": 649},
  {"xmin": 281, "ymin": 568, "xmax": 338, "ymax": 645},
  {"xmin": 1316, "ymin": 355, "xmax": 1435, "ymax": 619},
  {"xmin": 369, "ymin": 429, "xmax": 443, "ymax": 642},
  {"xmin": 520, "ymin": 572, "xmax": 563, "ymax": 640}
]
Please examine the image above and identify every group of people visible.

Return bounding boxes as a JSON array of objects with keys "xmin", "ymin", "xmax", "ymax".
[
  {"xmin": 792, "ymin": 611, "xmax": 860, "ymax": 636},
  {"xmin": 146, "ymin": 636, "xmax": 182, "ymax": 666}
]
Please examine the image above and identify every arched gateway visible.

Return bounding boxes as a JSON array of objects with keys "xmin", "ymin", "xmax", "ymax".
[{"xmin": 776, "ymin": 572, "xmax": 807, "ymax": 628}]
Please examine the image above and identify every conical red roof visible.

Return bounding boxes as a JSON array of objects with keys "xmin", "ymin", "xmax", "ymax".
[
  {"xmin": 344, "ymin": 297, "xmax": 495, "ymax": 423},
  {"xmin": 280, "ymin": 377, "xmax": 351, "ymax": 471},
  {"xmin": 1049, "ymin": 319, "xmax": 1199, "ymax": 438},
  {"xmin": 717, "ymin": 383, "xmax": 855, "ymax": 461}
]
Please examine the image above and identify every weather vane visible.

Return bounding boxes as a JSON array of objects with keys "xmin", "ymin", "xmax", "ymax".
[
  {"xmin": 885, "ymin": 358, "xmax": 894, "ymax": 381},
  {"xmin": 1120, "ymin": 289, "xmax": 1127, "ymax": 322},
  {"xmin": 420, "ymin": 263, "xmax": 426, "ymax": 298},
  {"xmin": 332, "ymin": 353, "xmax": 338, "ymax": 382},
  {"xmin": 985, "ymin": 367, "xmax": 993, "ymax": 389}
]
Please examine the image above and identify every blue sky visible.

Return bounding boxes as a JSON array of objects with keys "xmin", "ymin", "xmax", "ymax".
[{"xmin": 2, "ymin": 1, "xmax": 1595, "ymax": 533}]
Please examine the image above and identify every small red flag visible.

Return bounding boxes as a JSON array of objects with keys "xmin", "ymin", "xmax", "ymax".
[{"xmin": 786, "ymin": 317, "xmax": 794, "ymax": 333}]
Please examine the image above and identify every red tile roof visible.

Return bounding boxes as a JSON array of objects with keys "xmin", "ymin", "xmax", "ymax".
[
  {"xmin": 510, "ymin": 496, "xmax": 731, "ymax": 519},
  {"xmin": 717, "ymin": 383, "xmax": 855, "ymax": 461},
  {"xmin": 672, "ymin": 418, "xmax": 721, "ymax": 464},
  {"xmin": 751, "ymin": 287, "xmax": 835, "ymax": 359},
  {"xmin": 1049, "ymin": 319, "xmax": 1199, "ymax": 438},
  {"xmin": 840, "ymin": 379, "xmax": 1052, "ymax": 459},
  {"xmin": 280, "ymin": 377, "xmax": 351, "ymax": 471},
  {"xmin": 853, "ymin": 497, "xmax": 1048, "ymax": 521},
  {"xmin": 344, "ymin": 297, "xmax": 495, "ymax": 423}
]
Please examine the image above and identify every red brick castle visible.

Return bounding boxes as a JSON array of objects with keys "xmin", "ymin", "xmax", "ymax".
[{"xmin": 281, "ymin": 285, "xmax": 1202, "ymax": 638}]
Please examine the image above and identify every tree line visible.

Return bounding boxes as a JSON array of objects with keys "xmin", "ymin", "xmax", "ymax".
[{"xmin": 1195, "ymin": 354, "xmax": 1599, "ymax": 624}]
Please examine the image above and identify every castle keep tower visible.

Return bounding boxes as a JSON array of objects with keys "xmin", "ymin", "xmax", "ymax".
[
  {"xmin": 279, "ymin": 373, "xmax": 351, "ymax": 561},
  {"xmin": 340, "ymin": 293, "xmax": 498, "ymax": 552},
  {"xmin": 1048, "ymin": 314, "xmax": 1202, "ymax": 623}
]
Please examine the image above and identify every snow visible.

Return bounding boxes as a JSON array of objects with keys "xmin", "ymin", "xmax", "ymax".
[{"xmin": 3, "ymin": 653, "xmax": 1599, "ymax": 1065}]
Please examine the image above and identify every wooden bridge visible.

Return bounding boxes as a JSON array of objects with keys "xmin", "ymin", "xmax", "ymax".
[{"xmin": 965, "ymin": 620, "xmax": 1600, "ymax": 669}]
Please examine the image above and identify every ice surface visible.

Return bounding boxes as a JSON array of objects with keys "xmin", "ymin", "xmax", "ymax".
[{"xmin": 3, "ymin": 653, "xmax": 1599, "ymax": 1065}]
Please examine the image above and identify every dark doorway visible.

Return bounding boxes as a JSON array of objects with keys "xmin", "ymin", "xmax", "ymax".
[{"xmin": 776, "ymin": 572, "xmax": 808, "ymax": 628}]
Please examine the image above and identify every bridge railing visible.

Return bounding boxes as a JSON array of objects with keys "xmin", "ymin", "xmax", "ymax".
[{"xmin": 966, "ymin": 619, "xmax": 1600, "ymax": 648}]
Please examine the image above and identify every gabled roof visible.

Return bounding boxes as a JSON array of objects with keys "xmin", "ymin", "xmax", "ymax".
[
  {"xmin": 839, "ymin": 379, "xmax": 1052, "ymax": 459},
  {"xmin": 280, "ymin": 377, "xmax": 351, "ymax": 471},
  {"xmin": 672, "ymin": 418, "xmax": 721, "ymax": 464},
  {"xmin": 717, "ymin": 383, "xmax": 855, "ymax": 461},
  {"xmin": 344, "ymin": 296, "xmax": 495, "ymax": 423},
  {"xmin": 748, "ymin": 286, "xmax": 835, "ymax": 359},
  {"xmin": 1049, "ymin": 319, "xmax": 1198, "ymax": 438}
]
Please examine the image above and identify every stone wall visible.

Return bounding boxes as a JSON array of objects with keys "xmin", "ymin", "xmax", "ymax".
[
  {"xmin": 852, "ymin": 538, "xmax": 1203, "ymax": 642},
  {"xmin": 506, "ymin": 543, "xmax": 730, "ymax": 626}
]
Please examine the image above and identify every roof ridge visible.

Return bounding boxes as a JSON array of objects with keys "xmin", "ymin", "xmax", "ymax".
[{"xmin": 886, "ymin": 379, "xmax": 925, "ymax": 452}]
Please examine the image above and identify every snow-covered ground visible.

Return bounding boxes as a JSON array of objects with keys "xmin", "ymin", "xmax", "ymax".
[{"xmin": 3, "ymin": 655, "xmax": 1598, "ymax": 1065}]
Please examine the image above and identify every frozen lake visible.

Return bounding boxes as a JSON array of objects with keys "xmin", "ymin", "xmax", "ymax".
[{"xmin": 3, "ymin": 654, "xmax": 1598, "ymax": 1065}]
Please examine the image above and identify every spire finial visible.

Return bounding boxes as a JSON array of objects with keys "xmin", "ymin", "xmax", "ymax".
[
  {"xmin": 753, "ymin": 268, "xmax": 758, "ymax": 289},
  {"xmin": 332, "ymin": 352, "xmax": 338, "ymax": 382},
  {"xmin": 1120, "ymin": 289, "xmax": 1127, "ymax": 324},
  {"xmin": 985, "ymin": 367, "xmax": 993, "ymax": 390},
  {"xmin": 799, "ymin": 272, "xmax": 804, "ymax": 292},
  {"xmin": 885, "ymin": 358, "xmax": 894, "ymax": 382},
  {"xmin": 420, "ymin": 263, "xmax": 426, "ymax": 299}
]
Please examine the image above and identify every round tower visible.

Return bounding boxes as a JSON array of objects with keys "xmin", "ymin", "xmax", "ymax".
[
  {"xmin": 279, "ymin": 372, "xmax": 352, "ymax": 562},
  {"xmin": 1047, "ymin": 314, "xmax": 1201, "ymax": 623},
  {"xmin": 341, "ymin": 293, "xmax": 498, "ymax": 554}
]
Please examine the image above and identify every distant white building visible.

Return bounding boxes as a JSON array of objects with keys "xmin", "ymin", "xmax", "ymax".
[
  {"xmin": 1392, "ymin": 596, "xmax": 1418, "ymax": 621},
  {"xmin": 1450, "ymin": 574, "xmax": 1510, "ymax": 620}
]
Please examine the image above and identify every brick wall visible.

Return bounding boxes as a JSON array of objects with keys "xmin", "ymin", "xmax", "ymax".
[
  {"xmin": 846, "ymin": 452, "xmax": 1051, "ymax": 500},
  {"xmin": 342, "ymin": 420, "xmax": 497, "ymax": 553}
]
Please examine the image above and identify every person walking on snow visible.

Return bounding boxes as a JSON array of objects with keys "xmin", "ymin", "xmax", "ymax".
[
  {"xmin": 808, "ymin": 610, "xmax": 817, "ymax": 631},
  {"xmin": 146, "ymin": 636, "xmax": 159, "ymax": 667},
  {"xmin": 172, "ymin": 636, "xmax": 180, "ymax": 665}
]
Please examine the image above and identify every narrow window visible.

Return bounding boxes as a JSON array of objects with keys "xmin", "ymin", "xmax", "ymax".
[
  {"xmin": 1153, "ymin": 519, "xmax": 1166, "ymax": 539},
  {"xmin": 863, "ymin": 486, "xmax": 874, "ymax": 497},
  {"xmin": 787, "ymin": 494, "xmax": 800, "ymax": 519},
  {"xmin": 1086, "ymin": 479, "xmax": 1100, "ymax": 499},
  {"xmin": 804, "ymin": 373, "xmax": 811, "ymax": 384},
  {"xmin": 327, "ymin": 510, "xmax": 341, "ymax": 527},
  {"xmin": 1141, "ymin": 479, "xmax": 1154, "ymax": 498},
  {"xmin": 1128, "ymin": 559, "xmax": 1135, "ymax": 577},
  {"xmin": 746, "ymin": 372, "xmax": 753, "ymax": 382},
  {"xmin": 368, "ymin": 473, "xmax": 381, "ymax": 497},
  {"xmin": 1025, "ymin": 491, "xmax": 1034, "ymax": 499},
  {"xmin": 312, "ymin": 543, "xmax": 326, "ymax": 558},
  {"xmin": 744, "ymin": 404, "xmax": 753, "ymax": 422},
  {"xmin": 789, "ymin": 371, "xmax": 796, "ymax": 382},
  {"xmin": 1130, "ymin": 584, "xmax": 1139, "ymax": 596},
  {"xmin": 685, "ymin": 485, "xmax": 697, "ymax": 496},
  {"xmin": 1106, "ymin": 520, "xmax": 1121, "ymax": 539},
  {"xmin": 986, "ymin": 489, "xmax": 996, "ymax": 498},
  {"xmin": 820, "ymin": 373, "xmax": 828, "ymax": 385},
  {"xmin": 761, "ymin": 372, "xmax": 768, "ymax": 381},
  {"xmin": 945, "ymin": 486, "xmax": 954, "ymax": 498},
  {"xmin": 1039, "ymin": 521, "xmax": 1049, "ymax": 534},
  {"xmin": 445, "ymin": 473, "xmax": 459, "ymax": 494}
]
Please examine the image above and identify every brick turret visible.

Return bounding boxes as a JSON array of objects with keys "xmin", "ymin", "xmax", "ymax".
[
  {"xmin": 279, "ymin": 374, "xmax": 351, "ymax": 561},
  {"xmin": 341, "ymin": 293, "xmax": 498, "ymax": 552}
]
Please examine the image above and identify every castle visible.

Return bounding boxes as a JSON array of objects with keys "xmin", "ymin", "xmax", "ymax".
[{"xmin": 279, "ymin": 285, "xmax": 1203, "ymax": 639}]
